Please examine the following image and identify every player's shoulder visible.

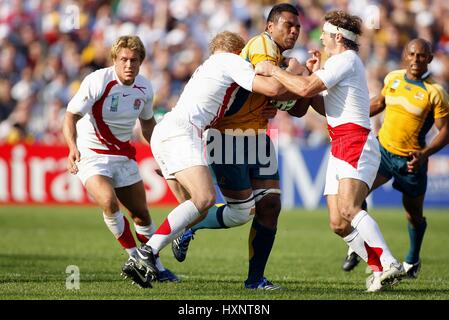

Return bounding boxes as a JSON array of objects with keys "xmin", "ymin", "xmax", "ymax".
[
  {"xmin": 134, "ymin": 74, "xmax": 154, "ymax": 95},
  {"xmin": 82, "ymin": 67, "xmax": 115, "ymax": 86},
  {"xmin": 384, "ymin": 69, "xmax": 405, "ymax": 82},
  {"xmin": 213, "ymin": 52, "xmax": 244, "ymax": 63},
  {"xmin": 89, "ymin": 66, "xmax": 113, "ymax": 79},
  {"xmin": 424, "ymin": 76, "xmax": 449, "ymax": 102},
  {"xmin": 241, "ymin": 32, "xmax": 279, "ymax": 60},
  {"xmin": 245, "ymin": 33, "xmax": 271, "ymax": 47},
  {"xmin": 424, "ymin": 76, "xmax": 447, "ymax": 92}
]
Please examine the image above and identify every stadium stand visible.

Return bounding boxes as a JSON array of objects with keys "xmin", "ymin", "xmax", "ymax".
[{"xmin": 0, "ymin": 0, "xmax": 448, "ymax": 146}]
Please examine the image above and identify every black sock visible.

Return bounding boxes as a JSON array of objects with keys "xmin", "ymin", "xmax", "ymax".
[{"xmin": 246, "ymin": 219, "xmax": 276, "ymax": 284}]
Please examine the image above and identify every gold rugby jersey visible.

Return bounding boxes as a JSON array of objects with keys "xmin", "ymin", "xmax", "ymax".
[
  {"xmin": 379, "ymin": 69, "xmax": 449, "ymax": 156},
  {"xmin": 213, "ymin": 32, "xmax": 282, "ymax": 133}
]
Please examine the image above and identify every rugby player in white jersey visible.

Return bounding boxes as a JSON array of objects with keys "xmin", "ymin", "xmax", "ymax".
[
  {"xmin": 133, "ymin": 31, "xmax": 288, "ymax": 285},
  {"xmin": 62, "ymin": 36, "xmax": 178, "ymax": 288},
  {"xmin": 255, "ymin": 10, "xmax": 406, "ymax": 292}
]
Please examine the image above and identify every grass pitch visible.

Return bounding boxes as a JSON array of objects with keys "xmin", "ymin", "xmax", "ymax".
[{"xmin": 0, "ymin": 205, "xmax": 448, "ymax": 300}]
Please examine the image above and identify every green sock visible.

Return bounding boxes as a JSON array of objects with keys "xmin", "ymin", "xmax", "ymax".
[{"xmin": 405, "ymin": 218, "xmax": 427, "ymax": 264}]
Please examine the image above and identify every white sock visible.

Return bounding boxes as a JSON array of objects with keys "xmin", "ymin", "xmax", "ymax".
[
  {"xmin": 347, "ymin": 246, "xmax": 354, "ymax": 256},
  {"xmin": 134, "ymin": 223, "xmax": 157, "ymax": 242},
  {"xmin": 155, "ymin": 256, "xmax": 165, "ymax": 271},
  {"xmin": 343, "ymin": 228, "xmax": 368, "ymax": 262},
  {"xmin": 103, "ymin": 211, "xmax": 137, "ymax": 256},
  {"xmin": 148, "ymin": 200, "xmax": 200, "ymax": 254},
  {"xmin": 351, "ymin": 210, "xmax": 398, "ymax": 268},
  {"xmin": 103, "ymin": 211, "xmax": 125, "ymax": 238}
]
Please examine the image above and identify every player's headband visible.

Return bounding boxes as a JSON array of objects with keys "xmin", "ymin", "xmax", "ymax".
[{"xmin": 323, "ymin": 22, "xmax": 358, "ymax": 42}]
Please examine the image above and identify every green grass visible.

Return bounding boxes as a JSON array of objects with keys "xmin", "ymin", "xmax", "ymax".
[{"xmin": 0, "ymin": 206, "xmax": 448, "ymax": 300}]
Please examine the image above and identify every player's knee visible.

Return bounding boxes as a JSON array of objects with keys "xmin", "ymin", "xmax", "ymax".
[
  {"xmin": 98, "ymin": 195, "xmax": 120, "ymax": 213},
  {"xmin": 329, "ymin": 219, "xmax": 350, "ymax": 237},
  {"xmin": 191, "ymin": 192, "xmax": 216, "ymax": 212},
  {"xmin": 131, "ymin": 212, "xmax": 150, "ymax": 226},
  {"xmin": 256, "ymin": 194, "xmax": 281, "ymax": 218},
  {"xmin": 254, "ymin": 194, "xmax": 281, "ymax": 229},
  {"xmin": 338, "ymin": 204, "xmax": 358, "ymax": 222},
  {"xmin": 225, "ymin": 201, "xmax": 255, "ymax": 227}
]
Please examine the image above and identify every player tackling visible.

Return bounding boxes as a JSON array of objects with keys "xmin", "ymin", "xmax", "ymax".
[
  {"xmin": 256, "ymin": 10, "xmax": 407, "ymax": 292},
  {"xmin": 132, "ymin": 31, "xmax": 286, "ymax": 286}
]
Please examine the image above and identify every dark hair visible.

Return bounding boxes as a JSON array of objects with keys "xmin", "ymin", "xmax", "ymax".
[
  {"xmin": 267, "ymin": 3, "xmax": 299, "ymax": 23},
  {"xmin": 324, "ymin": 10, "xmax": 362, "ymax": 52}
]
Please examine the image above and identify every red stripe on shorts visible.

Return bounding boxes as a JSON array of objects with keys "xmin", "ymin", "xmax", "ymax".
[{"xmin": 328, "ymin": 123, "xmax": 370, "ymax": 169}]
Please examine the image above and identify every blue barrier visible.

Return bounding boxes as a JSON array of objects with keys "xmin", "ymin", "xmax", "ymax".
[
  {"xmin": 279, "ymin": 142, "xmax": 449, "ymax": 209},
  {"xmin": 216, "ymin": 143, "xmax": 449, "ymax": 209}
]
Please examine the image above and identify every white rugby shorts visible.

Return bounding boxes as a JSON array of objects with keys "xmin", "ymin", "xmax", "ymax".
[
  {"xmin": 76, "ymin": 154, "xmax": 142, "ymax": 188},
  {"xmin": 324, "ymin": 130, "xmax": 380, "ymax": 195},
  {"xmin": 151, "ymin": 113, "xmax": 207, "ymax": 180}
]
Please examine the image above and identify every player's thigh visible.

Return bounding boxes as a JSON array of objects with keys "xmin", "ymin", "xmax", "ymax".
[
  {"xmin": 391, "ymin": 155, "xmax": 428, "ymax": 198},
  {"xmin": 327, "ymin": 194, "xmax": 352, "ymax": 235},
  {"xmin": 338, "ymin": 178, "xmax": 369, "ymax": 218},
  {"xmin": 152, "ymin": 119, "xmax": 205, "ymax": 181},
  {"xmin": 370, "ymin": 172, "xmax": 391, "ymax": 192},
  {"xmin": 85, "ymin": 175, "xmax": 117, "ymax": 206},
  {"xmin": 210, "ymin": 161, "xmax": 252, "ymax": 194},
  {"xmin": 249, "ymin": 133, "xmax": 279, "ymax": 181},
  {"xmin": 250, "ymin": 178, "xmax": 280, "ymax": 190},
  {"xmin": 167, "ymin": 179, "xmax": 191, "ymax": 203},
  {"xmin": 372, "ymin": 144, "xmax": 394, "ymax": 191},
  {"xmin": 174, "ymin": 165, "xmax": 215, "ymax": 202},
  {"xmin": 115, "ymin": 180, "xmax": 148, "ymax": 217}
]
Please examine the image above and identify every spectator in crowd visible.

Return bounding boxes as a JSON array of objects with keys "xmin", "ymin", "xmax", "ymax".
[{"xmin": 0, "ymin": 0, "xmax": 448, "ymax": 145}]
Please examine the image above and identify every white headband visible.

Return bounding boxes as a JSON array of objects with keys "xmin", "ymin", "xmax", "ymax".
[{"xmin": 323, "ymin": 21, "xmax": 358, "ymax": 42}]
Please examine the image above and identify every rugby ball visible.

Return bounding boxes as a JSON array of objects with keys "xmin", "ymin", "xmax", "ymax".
[{"xmin": 270, "ymin": 99, "xmax": 297, "ymax": 111}]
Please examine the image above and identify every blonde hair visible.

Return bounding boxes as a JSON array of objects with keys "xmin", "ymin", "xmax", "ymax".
[
  {"xmin": 208, "ymin": 31, "xmax": 246, "ymax": 54},
  {"xmin": 110, "ymin": 35, "xmax": 146, "ymax": 63}
]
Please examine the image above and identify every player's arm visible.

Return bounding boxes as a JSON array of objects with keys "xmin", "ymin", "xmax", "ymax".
[
  {"xmin": 370, "ymin": 95, "xmax": 386, "ymax": 116},
  {"xmin": 407, "ymin": 115, "xmax": 449, "ymax": 172},
  {"xmin": 251, "ymin": 74, "xmax": 287, "ymax": 97},
  {"xmin": 255, "ymin": 62, "xmax": 326, "ymax": 98},
  {"xmin": 270, "ymin": 57, "xmax": 310, "ymax": 100},
  {"xmin": 62, "ymin": 111, "xmax": 82, "ymax": 174},
  {"xmin": 287, "ymin": 95, "xmax": 325, "ymax": 118},
  {"xmin": 139, "ymin": 117, "xmax": 156, "ymax": 145}
]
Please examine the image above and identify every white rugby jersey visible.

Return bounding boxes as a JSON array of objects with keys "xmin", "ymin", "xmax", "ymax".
[
  {"xmin": 315, "ymin": 50, "xmax": 371, "ymax": 130},
  {"xmin": 169, "ymin": 52, "xmax": 255, "ymax": 130},
  {"xmin": 67, "ymin": 67, "xmax": 154, "ymax": 160}
]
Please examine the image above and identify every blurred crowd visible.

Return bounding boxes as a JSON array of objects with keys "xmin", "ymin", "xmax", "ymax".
[{"xmin": 0, "ymin": 0, "xmax": 448, "ymax": 147}]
